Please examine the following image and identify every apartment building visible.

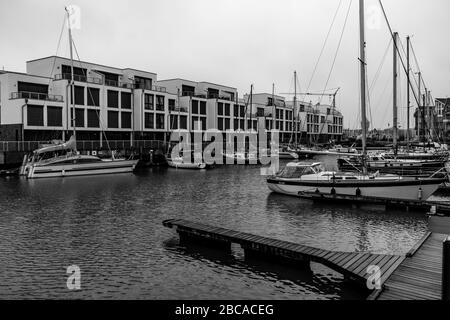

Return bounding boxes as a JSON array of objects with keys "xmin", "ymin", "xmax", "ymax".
[{"xmin": 0, "ymin": 56, "xmax": 344, "ymax": 145}]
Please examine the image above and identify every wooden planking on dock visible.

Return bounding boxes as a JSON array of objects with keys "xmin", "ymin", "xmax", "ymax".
[
  {"xmin": 373, "ymin": 232, "xmax": 447, "ymax": 300},
  {"xmin": 163, "ymin": 219, "xmax": 403, "ymax": 289}
]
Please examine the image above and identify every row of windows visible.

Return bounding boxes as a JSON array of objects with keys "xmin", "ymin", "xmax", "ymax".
[
  {"xmin": 169, "ymin": 115, "xmax": 188, "ymax": 130},
  {"xmin": 328, "ymin": 125, "xmax": 343, "ymax": 134},
  {"xmin": 144, "ymin": 113, "xmax": 165, "ymax": 129},
  {"xmin": 192, "ymin": 100, "xmax": 207, "ymax": 115},
  {"xmin": 144, "ymin": 94, "xmax": 165, "ymax": 111},
  {"xmin": 70, "ymin": 86, "xmax": 132, "ymax": 109}
]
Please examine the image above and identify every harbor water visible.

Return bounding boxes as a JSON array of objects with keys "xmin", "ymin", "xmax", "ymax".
[{"xmin": 0, "ymin": 157, "xmax": 438, "ymax": 300}]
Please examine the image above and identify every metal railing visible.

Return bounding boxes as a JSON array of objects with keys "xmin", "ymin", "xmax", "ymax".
[
  {"xmin": 134, "ymin": 83, "xmax": 167, "ymax": 92},
  {"xmin": 0, "ymin": 140, "xmax": 167, "ymax": 152},
  {"xmin": 54, "ymin": 73, "xmax": 103, "ymax": 85},
  {"xmin": 104, "ymin": 79, "xmax": 134, "ymax": 89},
  {"xmin": 169, "ymin": 106, "xmax": 188, "ymax": 113},
  {"xmin": 10, "ymin": 91, "xmax": 64, "ymax": 102}
]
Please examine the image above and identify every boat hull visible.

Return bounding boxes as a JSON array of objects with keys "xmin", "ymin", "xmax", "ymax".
[
  {"xmin": 27, "ymin": 159, "xmax": 137, "ymax": 179},
  {"xmin": 267, "ymin": 178, "xmax": 444, "ymax": 201},
  {"xmin": 167, "ymin": 161, "xmax": 207, "ymax": 170}
]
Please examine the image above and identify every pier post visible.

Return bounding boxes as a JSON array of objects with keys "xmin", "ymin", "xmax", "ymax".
[{"xmin": 442, "ymin": 237, "xmax": 450, "ymax": 300}]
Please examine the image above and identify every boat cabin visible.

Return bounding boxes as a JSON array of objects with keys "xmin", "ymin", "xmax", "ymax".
[{"xmin": 276, "ymin": 162, "xmax": 325, "ymax": 178}]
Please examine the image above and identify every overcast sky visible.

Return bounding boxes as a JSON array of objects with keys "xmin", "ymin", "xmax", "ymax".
[{"xmin": 1, "ymin": 0, "xmax": 449, "ymax": 129}]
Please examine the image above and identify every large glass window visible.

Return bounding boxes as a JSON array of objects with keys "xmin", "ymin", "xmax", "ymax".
[
  {"xmin": 145, "ymin": 94, "xmax": 154, "ymax": 110},
  {"xmin": 121, "ymin": 92, "xmax": 132, "ymax": 109},
  {"xmin": 200, "ymin": 101, "xmax": 206, "ymax": 115},
  {"xmin": 192, "ymin": 100, "xmax": 199, "ymax": 114},
  {"xmin": 87, "ymin": 109, "xmax": 100, "ymax": 128},
  {"xmin": 27, "ymin": 105, "xmax": 44, "ymax": 126},
  {"xmin": 170, "ymin": 115, "xmax": 178, "ymax": 129},
  {"xmin": 224, "ymin": 104, "xmax": 230, "ymax": 116},
  {"xmin": 87, "ymin": 87, "xmax": 100, "ymax": 106},
  {"xmin": 107, "ymin": 90, "xmax": 119, "ymax": 108},
  {"xmin": 168, "ymin": 99, "xmax": 176, "ymax": 111},
  {"xmin": 121, "ymin": 112, "xmax": 132, "ymax": 128},
  {"xmin": 218, "ymin": 103, "xmax": 223, "ymax": 116},
  {"xmin": 156, "ymin": 95, "xmax": 165, "ymax": 111},
  {"xmin": 108, "ymin": 110, "xmax": 119, "ymax": 128},
  {"xmin": 156, "ymin": 114, "xmax": 165, "ymax": 129},
  {"xmin": 180, "ymin": 115, "xmax": 187, "ymax": 129},
  {"xmin": 144, "ymin": 113, "xmax": 154, "ymax": 129},
  {"xmin": 224, "ymin": 118, "xmax": 230, "ymax": 130},
  {"xmin": 71, "ymin": 108, "xmax": 85, "ymax": 127},
  {"xmin": 47, "ymin": 106, "xmax": 62, "ymax": 126},
  {"xmin": 70, "ymin": 86, "xmax": 84, "ymax": 105}
]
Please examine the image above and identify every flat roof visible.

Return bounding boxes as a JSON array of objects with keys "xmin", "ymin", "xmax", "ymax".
[
  {"xmin": 0, "ymin": 70, "xmax": 54, "ymax": 80},
  {"xmin": 26, "ymin": 55, "xmax": 157, "ymax": 76}
]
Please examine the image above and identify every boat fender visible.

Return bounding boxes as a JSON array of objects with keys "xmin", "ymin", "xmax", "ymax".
[
  {"xmin": 356, "ymin": 188, "xmax": 361, "ymax": 197},
  {"xmin": 331, "ymin": 188, "xmax": 336, "ymax": 195},
  {"xmin": 418, "ymin": 187, "xmax": 423, "ymax": 200},
  {"xmin": 315, "ymin": 188, "xmax": 320, "ymax": 194}
]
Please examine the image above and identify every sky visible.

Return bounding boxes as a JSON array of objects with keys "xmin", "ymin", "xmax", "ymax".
[{"xmin": 1, "ymin": 0, "xmax": 449, "ymax": 130}]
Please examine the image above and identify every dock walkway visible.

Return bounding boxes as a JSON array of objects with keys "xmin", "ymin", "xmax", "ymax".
[
  {"xmin": 163, "ymin": 219, "xmax": 404, "ymax": 289},
  {"xmin": 372, "ymin": 232, "xmax": 447, "ymax": 300}
]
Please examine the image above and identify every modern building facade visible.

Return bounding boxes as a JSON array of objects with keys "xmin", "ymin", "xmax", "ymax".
[{"xmin": 0, "ymin": 56, "xmax": 345, "ymax": 145}]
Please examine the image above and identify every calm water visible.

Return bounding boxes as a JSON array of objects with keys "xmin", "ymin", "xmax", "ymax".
[{"xmin": 0, "ymin": 158, "xmax": 437, "ymax": 300}]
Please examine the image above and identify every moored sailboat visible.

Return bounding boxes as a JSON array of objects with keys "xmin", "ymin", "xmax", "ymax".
[{"xmin": 266, "ymin": 0, "xmax": 446, "ymax": 201}]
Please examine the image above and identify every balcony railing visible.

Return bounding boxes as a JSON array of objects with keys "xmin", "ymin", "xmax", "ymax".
[
  {"xmin": 105, "ymin": 79, "xmax": 134, "ymax": 89},
  {"xmin": 55, "ymin": 73, "xmax": 103, "ymax": 85},
  {"xmin": 10, "ymin": 91, "xmax": 64, "ymax": 102},
  {"xmin": 134, "ymin": 83, "xmax": 167, "ymax": 92}
]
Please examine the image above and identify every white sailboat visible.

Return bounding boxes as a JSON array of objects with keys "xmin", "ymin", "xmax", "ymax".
[
  {"xmin": 23, "ymin": 8, "xmax": 138, "ymax": 179},
  {"xmin": 267, "ymin": 0, "xmax": 445, "ymax": 201}
]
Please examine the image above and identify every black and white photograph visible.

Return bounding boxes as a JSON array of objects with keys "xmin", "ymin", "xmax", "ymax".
[{"xmin": 1, "ymin": 0, "xmax": 450, "ymax": 316}]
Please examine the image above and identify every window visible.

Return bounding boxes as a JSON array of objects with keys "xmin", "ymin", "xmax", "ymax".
[
  {"xmin": 145, "ymin": 94, "xmax": 154, "ymax": 110},
  {"xmin": 218, "ymin": 102, "xmax": 223, "ymax": 116},
  {"xmin": 135, "ymin": 76, "xmax": 152, "ymax": 90},
  {"xmin": 234, "ymin": 105, "xmax": 239, "ymax": 117},
  {"xmin": 108, "ymin": 110, "xmax": 119, "ymax": 128},
  {"xmin": 180, "ymin": 115, "xmax": 187, "ymax": 129},
  {"xmin": 70, "ymin": 86, "xmax": 84, "ymax": 105},
  {"xmin": 200, "ymin": 101, "xmax": 206, "ymax": 115},
  {"xmin": 27, "ymin": 105, "xmax": 44, "ymax": 126},
  {"xmin": 18, "ymin": 82, "xmax": 48, "ymax": 94},
  {"xmin": 156, "ymin": 95, "xmax": 165, "ymax": 111},
  {"xmin": 121, "ymin": 92, "xmax": 132, "ymax": 109},
  {"xmin": 224, "ymin": 104, "xmax": 230, "ymax": 116},
  {"xmin": 234, "ymin": 119, "xmax": 239, "ymax": 130},
  {"xmin": 47, "ymin": 106, "xmax": 62, "ymax": 126},
  {"xmin": 182, "ymin": 85, "xmax": 195, "ymax": 96},
  {"xmin": 192, "ymin": 116, "xmax": 200, "ymax": 130},
  {"xmin": 144, "ymin": 113, "xmax": 154, "ymax": 129},
  {"xmin": 192, "ymin": 100, "xmax": 199, "ymax": 114},
  {"xmin": 201, "ymin": 117, "xmax": 206, "ymax": 131},
  {"xmin": 240, "ymin": 106, "xmax": 245, "ymax": 117},
  {"xmin": 225, "ymin": 118, "xmax": 230, "ymax": 130},
  {"xmin": 71, "ymin": 108, "xmax": 85, "ymax": 127},
  {"xmin": 87, "ymin": 87, "xmax": 100, "ymax": 106},
  {"xmin": 87, "ymin": 109, "xmax": 100, "ymax": 128},
  {"xmin": 107, "ymin": 90, "xmax": 119, "ymax": 108},
  {"xmin": 168, "ymin": 99, "xmax": 176, "ymax": 111},
  {"xmin": 156, "ymin": 114, "xmax": 165, "ymax": 129},
  {"xmin": 170, "ymin": 115, "xmax": 178, "ymax": 129},
  {"xmin": 121, "ymin": 112, "xmax": 132, "ymax": 128}
]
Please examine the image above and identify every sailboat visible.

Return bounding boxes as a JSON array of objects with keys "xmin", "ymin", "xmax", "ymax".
[
  {"xmin": 267, "ymin": 0, "xmax": 446, "ymax": 201},
  {"xmin": 22, "ymin": 8, "xmax": 138, "ymax": 179}
]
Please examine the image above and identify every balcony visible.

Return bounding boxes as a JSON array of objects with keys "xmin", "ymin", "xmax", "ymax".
[
  {"xmin": 135, "ymin": 83, "xmax": 167, "ymax": 92},
  {"xmin": 104, "ymin": 79, "xmax": 134, "ymax": 89},
  {"xmin": 169, "ymin": 106, "xmax": 188, "ymax": 113},
  {"xmin": 10, "ymin": 91, "xmax": 63, "ymax": 102},
  {"xmin": 55, "ymin": 73, "xmax": 103, "ymax": 85}
]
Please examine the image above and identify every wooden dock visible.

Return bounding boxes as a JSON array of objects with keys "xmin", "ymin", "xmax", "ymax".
[
  {"xmin": 163, "ymin": 219, "xmax": 404, "ymax": 290},
  {"xmin": 369, "ymin": 232, "xmax": 447, "ymax": 300},
  {"xmin": 297, "ymin": 191, "xmax": 450, "ymax": 214}
]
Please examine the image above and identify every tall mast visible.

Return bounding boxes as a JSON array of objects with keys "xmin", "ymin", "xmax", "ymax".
[
  {"xmin": 406, "ymin": 36, "xmax": 411, "ymax": 150},
  {"xmin": 294, "ymin": 71, "xmax": 298, "ymax": 148},
  {"xmin": 393, "ymin": 32, "xmax": 398, "ymax": 156},
  {"xmin": 272, "ymin": 83, "xmax": 276, "ymax": 132},
  {"xmin": 65, "ymin": 7, "xmax": 76, "ymax": 147},
  {"xmin": 359, "ymin": 0, "xmax": 368, "ymax": 173},
  {"xmin": 249, "ymin": 84, "xmax": 253, "ymax": 131}
]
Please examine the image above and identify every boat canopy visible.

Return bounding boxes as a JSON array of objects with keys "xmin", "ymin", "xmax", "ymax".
[
  {"xmin": 34, "ymin": 136, "xmax": 76, "ymax": 154},
  {"xmin": 277, "ymin": 162, "xmax": 325, "ymax": 178}
]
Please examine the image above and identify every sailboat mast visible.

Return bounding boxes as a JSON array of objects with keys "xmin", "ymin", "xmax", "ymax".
[
  {"xmin": 249, "ymin": 84, "xmax": 253, "ymax": 131},
  {"xmin": 294, "ymin": 71, "xmax": 298, "ymax": 148},
  {"xmin": 393, "ymin": 32, "xmax": 398, "ymax": 156},
  {"xmin": 406, "ymin": 36, "xmax": 411, "ymax": 150},
  {"xmin": 359, "ymin": 0, "xmax": 368, "ymax": 173},
  {"xmin": 66, "ymin": 7, "xmax": 76, "ymax": 147},
  {"xmin": 272, "ymin": 83, "xmax": 276, "ymax": 132}
]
